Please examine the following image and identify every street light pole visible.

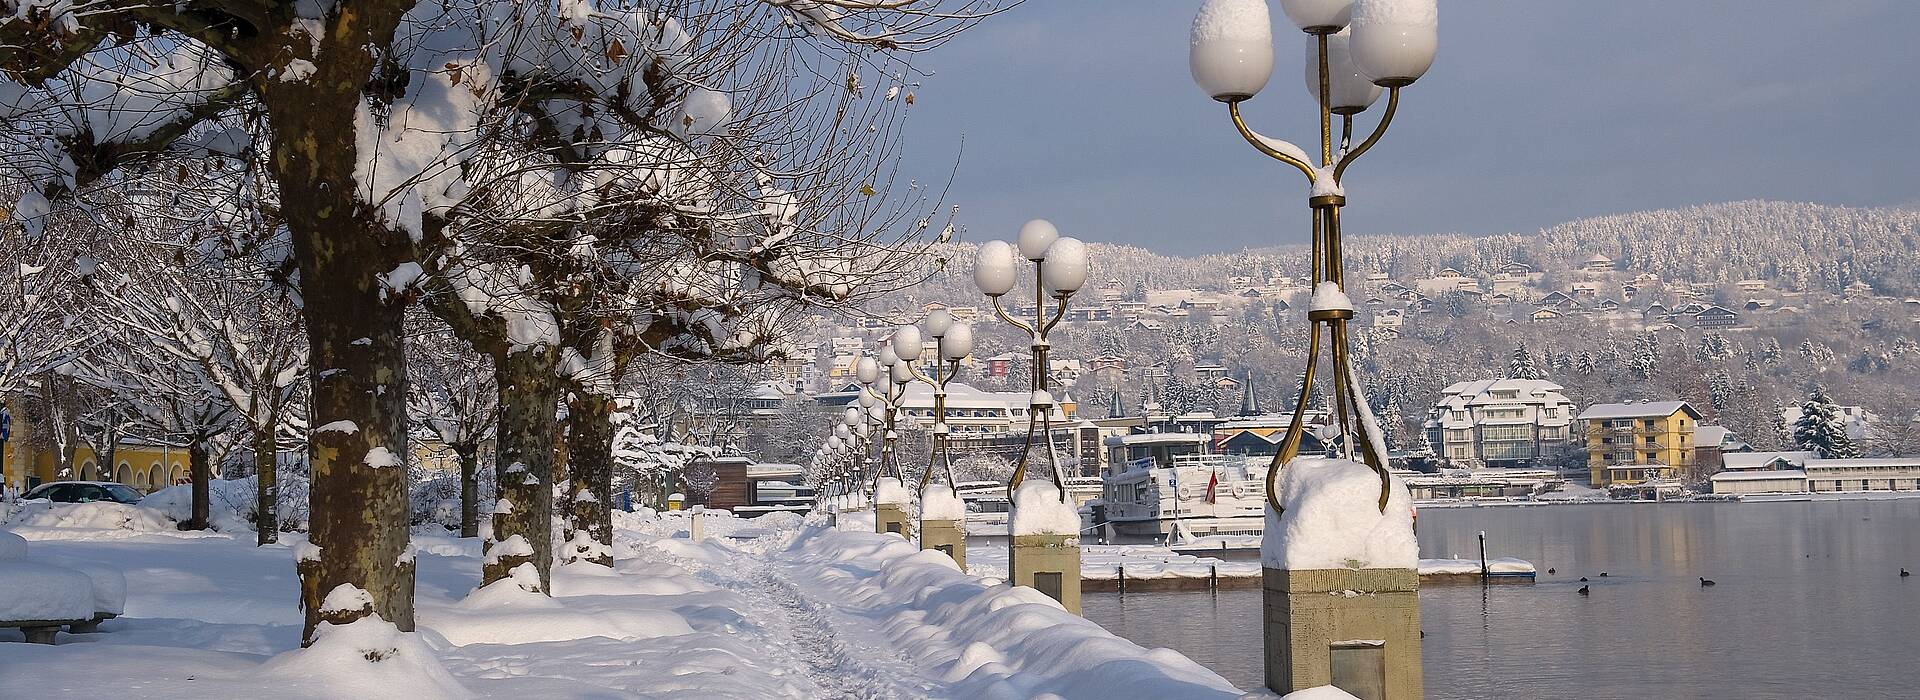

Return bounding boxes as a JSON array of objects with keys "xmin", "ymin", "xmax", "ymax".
[
  {"xmin": 903, "ymin": 311, "xmax": 975, "ymax": 568},
  {"xmin": 1191, "ymin": 0, "xmax": 1437, "ymax": 696},
  {"xmin": 975, "ymin": 220, "xmax": 1091, "ymax": 614}
]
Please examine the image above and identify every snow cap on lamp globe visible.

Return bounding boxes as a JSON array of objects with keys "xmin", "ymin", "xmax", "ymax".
[
  {"xmin": 1042, "ymin": 237, "xmax": 1089, "ymax": 294},
  {"xmin": 1190, "ymin": 0, "xmax": 1275, "ymax": 102},
  {"xmin": 855, "ymin": 356, "xmax": 879, "ymax": 384},
  {"xmin": 941, "ymin": 322, "xmax": 974, "ymax": 360},
  {"xmin": 877, "ymin": 344, "xmax": 899, "ymax": 367},
  {"xmin": 891, "ymin": 325, "xmax": 922, "ymax": 360},
  {"xmin": 973, "ymin": 241, "xmax": 1018, "ymax": 296},
  {"xmin": 891, "ymin": 359, "xmax": 914, "ymax": 384},
  {"xmin": 1305, "ymin": 28, "xmax": 1381, "ymax": 113},
  {"xmin": 1350, "ymin": 0, "xmax": 1437, "ymax": 86},
  {"xmin": 833, "ymin": 424, "xmax": 851, "ymax": 440},
  {"xmin": 1016, "ymin": 219, "xmax": 1059, "ymax": 261},
  {"xmin": 924, "ymin": 309, "xmax": 955, "ymax": 338},
  {"xmin": 1278, "ymin": 0, "xmax": 1353, "ymax": 32},
  {"xmin": 843, "ymin": 406, "xmax": 861, "ymax": 426}
]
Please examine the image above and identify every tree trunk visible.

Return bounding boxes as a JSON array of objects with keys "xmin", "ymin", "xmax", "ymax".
[
  {"xmin": 255, "ymin": 428, "xmax": 278, "ymax": 545},
  {"xmin": 484, "ymin": 347, "xmax": 560, "ymax": 591},
  {"xmin": 563, "ymin": 392, "xmax": 614, "ymax": 567},
  {"xmin": 187, "ymin": 440, "xmax": 211, "ymax": 530},
  {"xmin": 269, "ymin": 88, "xmax": 417, "ymax": 644},
  {"xmin": 456, "ymin": 442, "xmax": 480, "ymax": 538}
]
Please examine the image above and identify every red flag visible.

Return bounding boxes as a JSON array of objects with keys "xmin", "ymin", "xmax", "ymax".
[{"xmin": 1205, "ymin": 470, "xmax": 1220, "ymax": 504}]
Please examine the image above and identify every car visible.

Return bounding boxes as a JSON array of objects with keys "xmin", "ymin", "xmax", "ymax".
[{"xmin": 22, "ymin": 481, "xmax": 145, "ymax": 505}]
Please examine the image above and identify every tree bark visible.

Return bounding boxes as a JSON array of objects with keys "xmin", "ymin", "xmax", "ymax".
[
  {"xmin": 484, "ymin": 346, "xmax": 560, "ymax": 591},
  {"xmin": 456, "ymin": 442, "xmax": 481, "ymax": 538},
  {"xmin": 563, "ymin": 392, "xmax": 615, "ymax": 567},
  {"xmin": 255, "ymin": 428, "xmax": 278, "ymax": 545},
  {"xmin": 187, "ymin": 439, "xmax": 211, "ymax": 530},
  {"xmin": 269, "ymin": 79, "xmax": 417, "ymax": 644}
]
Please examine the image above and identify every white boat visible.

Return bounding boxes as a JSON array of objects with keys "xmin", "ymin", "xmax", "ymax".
[{"xmin": 1099, "ymin": 432, "xmax": 1268, "ymax": 540}]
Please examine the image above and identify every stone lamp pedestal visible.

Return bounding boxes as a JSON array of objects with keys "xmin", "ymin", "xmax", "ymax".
[
  {"xmin": 1264, "ymin": 567, "xmax": 1422, "ymax": 700},
  {"xmin": 1010, "ymin": 533, "xmax": 1081, "ymax": 615},
  {"xmin": 875, "ymin": 502, "xmax": 911, "ymax": 538},
  {"xmin": 919, "ymin": 518, "xmax": 966, "ymax": 571}
]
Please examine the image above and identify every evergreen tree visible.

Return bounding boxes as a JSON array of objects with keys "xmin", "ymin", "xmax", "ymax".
[
  {"xmin": 1792, "ymin": 389, "xmax": 1861, "ymax": 458},
  {"xmin": 1507, "ymin": 346, "xmax": 1546, "ymax": 380},
  {"xmin": 1706, "ymin": 370, "xmax": 1733, "ymax": 413},
  {"xmin": 1574, "ymin": 350, "xmax": 1597, "ymax": 376},
  {"xmin": 1628, "ymin": 333, "xmax": 1659, "ymax": 380}
]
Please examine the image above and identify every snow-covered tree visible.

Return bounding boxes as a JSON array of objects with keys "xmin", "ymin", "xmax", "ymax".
[
  {"xmin": 406, "ymin": 325, "xmax": 497, "ymax": 538},
  {"xmin": 1506, "ymin": 346, "xmax": 1545, "ymax": 380},
  {"xmin": 1793, "ymin": 389, "xmax": 1860, "ymax": 459}
]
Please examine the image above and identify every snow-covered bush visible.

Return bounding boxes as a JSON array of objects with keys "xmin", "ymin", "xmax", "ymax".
[
  {"xmin": 4, "ymin": 501, "xmax": 175, "ymax": 531},
  {"xmin": 143, "ymin": 474, "xmax": 312, "ymax": 533}
]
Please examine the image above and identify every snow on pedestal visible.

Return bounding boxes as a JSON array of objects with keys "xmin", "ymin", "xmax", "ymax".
[
  {"xmin": 0, "ymin": 560, "xmax": 95, "ymax": 621},
  {"xmin": 1263, "ymin": 457, "xmax": 1416, "ymax": 571},
  {"xmin": 1309, "ymin": 281, "xmax": 1354, "ymax": 313},
  {"xmin": 920, "ymin": 485, "xmax": 966, "ymax": 521},
  {"xmin": 1010, "ymin": 479, "xmax": 1081, "ymax": 537},
  {"xmin": 875, "ymin": 477, "xmax": 911, "ymax": 506},
  {"xmin": 1281, "ymin": 686, "xmax": 1363, "ymax": 700}
]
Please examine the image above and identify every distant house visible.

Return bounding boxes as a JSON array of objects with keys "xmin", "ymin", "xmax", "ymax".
[
  {"xmin": 1578, "ymin": 401, "xmax": 1703, "ymax": 486},
  {"xmin": 1691, "ymin": 305, "xmax": 1740, "ymax": 328},
  {"xmin": 1372, "ymin": 308, "xmax": 1405, "ymax": 329},
  {"xmin": 1579, "ymin": 253, "xmax": 1616, "ymax": 274},
  {"xmin": 1530, "ymin": 307, "xmax": 1565, "ymax": 322},
  {"xmin": 1735, "ymin": 279, "xmax": 1767, "ymax": 293},
  {"xmin": 1843, "ymin": 280, "xmax": 1874, "ymax": 300},
  {"xmin": 1536, "ymin": 291, "xmax": 1576, "ymax": 309}
]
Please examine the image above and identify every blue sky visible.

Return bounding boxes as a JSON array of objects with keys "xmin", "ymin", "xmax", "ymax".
[{"xmin": 893, "ymin": 1, "xmax": 1920, "ymax": 254}]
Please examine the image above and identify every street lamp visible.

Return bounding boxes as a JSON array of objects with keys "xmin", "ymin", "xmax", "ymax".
[
  {"xmin": 868, "ymin": 340, "xmax": 914, "ymax": 536},
  {"xmin": 974, "ymin": 219, "xmax": 1090, "ymax": 614},
  {"xmin": 1191, "ymin": 1, "xmax": 1434, "ymax": 696},
  {"xmin": 899, "ymin": 311, "xmax": 976, "ymax": 568}
]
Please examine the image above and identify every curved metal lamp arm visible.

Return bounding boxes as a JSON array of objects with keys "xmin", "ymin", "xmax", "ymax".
[
  {"xmin": 1332, "ymin": 86, "xmax": 1400, "ymax": 183},
  {"xmin": 1040, "ymin": 292, "xmax": 1071, "ymax": 335},
  {"xmin": 988, "ymin": 295, "xmax": 1037, "ymax": 337},
  {"xmin": 1230, "ymin": 101, "xmax": 1317, "ymax": 183}
]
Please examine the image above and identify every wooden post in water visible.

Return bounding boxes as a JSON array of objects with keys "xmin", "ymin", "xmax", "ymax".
[{"xmin": 1477, "ymin": 530, "xmax": 1488, "ymax": 579}]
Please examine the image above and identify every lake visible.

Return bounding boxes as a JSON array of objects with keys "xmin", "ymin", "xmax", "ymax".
[{"xmin": 1083, "ymin": 500, "xmax": 1920, "ymax": 699}]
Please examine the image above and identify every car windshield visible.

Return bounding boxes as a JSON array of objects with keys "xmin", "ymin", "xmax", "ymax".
[{"xmin": 100, "ymin": 484, "xmax": 142, "ymax": 503}]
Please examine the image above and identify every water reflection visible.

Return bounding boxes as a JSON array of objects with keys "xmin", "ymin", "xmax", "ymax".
[{"xmin": 1084, "ymin": 501, "xmax": 1920, "ymax": 699}]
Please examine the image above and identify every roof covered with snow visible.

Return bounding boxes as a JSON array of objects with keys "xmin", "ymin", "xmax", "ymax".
[{"xmin": 1577, "ymin": 401, "xmax": 1699, "ymax": 420}]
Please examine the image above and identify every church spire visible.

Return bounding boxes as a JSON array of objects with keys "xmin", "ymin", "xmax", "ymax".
[{"xmin": 1238, "ymin": 371, "xmax": 1261, "ymax": 416}]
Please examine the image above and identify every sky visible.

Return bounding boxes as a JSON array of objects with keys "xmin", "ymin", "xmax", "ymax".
[{"xmin": 891, "ymin": 1, "xmax": 1920, "ymax": 255}]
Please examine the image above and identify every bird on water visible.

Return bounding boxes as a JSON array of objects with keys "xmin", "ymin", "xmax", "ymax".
[
  {"xmin": 1577, "ymin": 585, "xmax": 1590, "ymax": 596},
  {"xmin": 1699, "ymin": 577, "xmax": 1716, "ymax": 587}
]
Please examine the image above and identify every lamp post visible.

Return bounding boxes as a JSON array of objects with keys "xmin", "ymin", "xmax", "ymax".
[
  {"xmin": 1191, "ymin": 1, "xmax": 1435, "ymax": 696},
  {"xmin": 900, "ymin": 311, "xmax": 975, "ymax": 568},
  {"xmin": 974, "ymin": 219, "xmax": 1090, "ymax": 614},
  {"xmin": 867, "ymin": 343, "xmax": 914, "ymax": 537}
]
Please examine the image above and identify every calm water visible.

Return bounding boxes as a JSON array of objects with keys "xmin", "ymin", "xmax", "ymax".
[{"xmin": 1084, "ymin": 500, "xmax": 1920, "ymax": 699}]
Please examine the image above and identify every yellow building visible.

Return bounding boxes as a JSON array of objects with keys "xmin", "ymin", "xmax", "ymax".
[
  {"xmin": 1577, "ymin": 401, "xmax": 1702, "ymax": 486},
  {"xmin": 3, "ymin": 439, "xmax": 190, "ymax": 495}
]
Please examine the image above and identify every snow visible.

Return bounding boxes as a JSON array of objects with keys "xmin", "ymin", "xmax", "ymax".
[
  {"xmin": 0, "ymin": 529, "xmax": 27, "ymax": 560},
  {"xmin": 1191, "ymin": 0, "xmax": 1269, "ymax": 45},
  {"xmin": 365, "ymin": 446, "xmax": 404, "ymax": 468},
  {"xmin": 1418, "ymin": 557, "xmax": 1535, "ymax": 575},
  {"xmin": 1264, "ymin": 457, "xmax": 1418, "ymax": 571},
  {"xmin": 1310, "ymin": 281, "xmax": 1355, "ymax": 312},
  {"xmin": 921, "ymin": 485, "xmax": 967, "ymax": 521},
  {"xmin": 320, "ymin": 584, "xmax": 376, "ymax": 614},
  {"xmin": 278, "ymin": 58, "xmax": 318, "ymax": 82},
  {"xmin": 0, "ymin": 560, "xmax": 95, "ymax": 621},
  {"xmin": 5, "ymin": 501, "xmax": 175, "ymax": 532},
  {"xmin": 875, "ymin": 476, "xmax": 911, "ymax": 505},
  {"xmin": 1354, "ymin": 0, "xmax": 1438, "ymax": 27},
  {"xmin": 1283, "ymin": 686, "xmax": 1363, "ymax": 699},
  {"xmin": 314, "ymin": 419, "xmax": 359, "ymax": 434},
  {"xmin": 1011, "ymin": 479, "xmax": 1083, "ymax": 537},
  {"xmin": 66, "ymin": 561, "xmax": 128, "ymax": 615},
  {"xmin": 0, "ymin": 509, "xmax": 1245, "ymax": 698}
]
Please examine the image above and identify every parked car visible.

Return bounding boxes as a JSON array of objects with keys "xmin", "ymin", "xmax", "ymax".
[{"xmin": 22, "ymin": 481, "xmax": 145, "ymax": 505}]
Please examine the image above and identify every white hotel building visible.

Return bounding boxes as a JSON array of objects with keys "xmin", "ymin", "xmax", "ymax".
[{"xmin": 1423, "ymin": 379, "xmax": 1577, "ymax": 467}]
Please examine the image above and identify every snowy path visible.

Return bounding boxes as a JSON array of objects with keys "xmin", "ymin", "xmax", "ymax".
[{"xmin": 0, "ymin": 510, "xmax": 1250, "ymax": 699}]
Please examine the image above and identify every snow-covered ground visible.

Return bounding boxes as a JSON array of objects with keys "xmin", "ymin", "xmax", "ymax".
[{"xmin": 0, "ymin": 509, "xmax": 1261, "ymax": 699}]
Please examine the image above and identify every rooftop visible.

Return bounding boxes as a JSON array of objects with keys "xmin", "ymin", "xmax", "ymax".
[{"xmin": 1578, "ymin": 401, "xmax": 1699, "ymax": 420}]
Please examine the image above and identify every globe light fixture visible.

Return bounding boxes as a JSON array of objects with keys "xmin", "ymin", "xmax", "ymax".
[
  {"xmin": 924, "ymin": 308, "xmax": 955, "ymax": 338},
  {"xmin": 891, "ymin": 324, "xmax": 923, "ymax": 362},
  {"xmin": 1349, "ymin": 0, "xmax": 1437, "ymax": 87},
  {"xmin": 973, "ymin": 241, "xmax": 1018, "ymax": 297},
  {"xmin": 941, "ymin": 322, "xmax": 973, "ymax": 361},
  {"xmin": 855, "ymin": 356, "xmax": 880, "ymax": 385},
  {"xmin": 1190, "ymin": 0, "xmax": 1275, "ymax": 102},
  {"xmin": 1277, "ymin": 0, "xmax": 1353, "ymax": 32},
  {"xmin": 1015, "ymin": 219, "xmax": 1060, "ymax": 261},
  {"xmin": 1305, "ymin": 28, "xmax": 1381, "ymax": 115},
  {"xmin": 1041, "ymin": 237, "xmax": 1090, "ymax": 294}
]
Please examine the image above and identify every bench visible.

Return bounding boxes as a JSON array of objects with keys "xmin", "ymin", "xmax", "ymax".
[{"xmin": 1, "ymin": 618, "xmax": 90, "ymax": 644}]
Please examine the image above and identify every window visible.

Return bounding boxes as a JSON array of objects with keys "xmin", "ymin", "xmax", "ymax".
[
  {"xmin": 1544, "ymin": 408, "xmax": 1559, "ymax": 418},
  {"xmin": 1482, "ymin": 425, "xmax": 1533, "ymax": 442}
]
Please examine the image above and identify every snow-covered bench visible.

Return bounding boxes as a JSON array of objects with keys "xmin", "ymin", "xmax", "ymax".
[{"xmin": 0, "ymin": 530, "xmax": 126, "ymax": 643}]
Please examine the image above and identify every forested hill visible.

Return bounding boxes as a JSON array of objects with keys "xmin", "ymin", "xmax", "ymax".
[{"xmin": 935, "ymin": 201, "xmax": 1920, "ymax": 297}]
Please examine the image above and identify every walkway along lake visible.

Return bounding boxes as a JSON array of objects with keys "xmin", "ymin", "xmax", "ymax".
[{"xmin": 1083, "ymin": 500, "xmax": 1920, "ymax": 699}]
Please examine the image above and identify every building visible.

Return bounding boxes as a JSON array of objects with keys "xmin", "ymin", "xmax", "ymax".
[
  {"xmin": 1578, "ymin": 401, "xmax": 1702, "ymax": 486},
  {"xmin": 1422, "ymin": 379, "xmax": 1576, "ymax": 467},
  {"xmin": 1579, "ymin": 253, "xmax": 1616, "ymax": 274},
  {"xmin": 1688, "ymin": 425, "xmax": 1748, "ymax": 484},
  {"xmin": 1709, "ymin": 452, "xmax": 1920, "ymax": 495}
]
